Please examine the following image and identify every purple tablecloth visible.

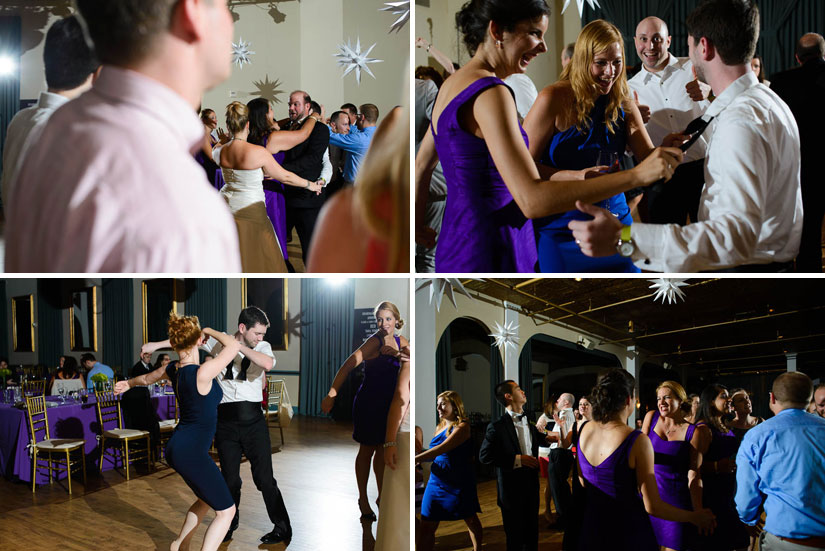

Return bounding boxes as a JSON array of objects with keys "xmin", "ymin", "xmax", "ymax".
[{"xmin": 0, "ymin": 393, "xmax": 176, "ymax": 484}]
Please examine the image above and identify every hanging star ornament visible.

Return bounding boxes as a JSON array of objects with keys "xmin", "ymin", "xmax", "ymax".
[
  {"xmin": 490, "ymin": 321, "xmax": 520, "ymax": 353},
  {"xmin": 649, "ymin": 278, "xmax": 688, "ymax": 305},
  {"xmin": 416, "ymin": 278, "xmax": 475, "ymax": 311},
  {"xmin": 251, "ymin": 75, "xmax": 285, "ymax": 103},
  {"xmin": 561, "ymin": 0, "xmax": 601, "ymax": 17},
  {"xmin": 232, "ymin": 37, "xmax": 255, "ymax": 69},
  {"xmin": 333, "ymin": 37, "xmax": 383, "ymax": 84},
  {"xmin": 381, "ymin": 1, "xmax": 410, "ymax": 33}
]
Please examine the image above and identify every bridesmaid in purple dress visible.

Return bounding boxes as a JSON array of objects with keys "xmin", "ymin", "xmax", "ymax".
[
  {"xmin": 577, "ymin": 370, "xmax": 715, "ymax": 551},
  {"xmin": 695, "ymin": 384, "xmax": 750, "ymax": 551},
  {"xmin": 413, "ymin": 0, "xmax": 683, "ymax": 273},
  {"xmin": 642, "ymin": 381, "xmax": 706, "ymax": 551}
]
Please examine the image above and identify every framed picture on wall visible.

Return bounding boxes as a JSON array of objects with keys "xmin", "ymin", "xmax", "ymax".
[
  {"xmin": 70, "ymin": 286, "xmax": 97, "ymax": 351},
  {"xmin": 12, "ymin": 295, "xmax": 34, "ymax": 352},
  {"xmin": 241, "ymin": 279, "xmax": 288, "ymax": 351},
  {"xmin": 142, "ymin": 279, "xmax": 184, "ymax": 343}
]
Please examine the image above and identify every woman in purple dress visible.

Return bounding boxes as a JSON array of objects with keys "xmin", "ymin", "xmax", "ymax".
[
  {"xmin": 577, "ymin": 370, "xmax": 715, "ymax": 551},
  {"xmin": 695, "ymin": 384, "xmax": 750, "ymax": 551},
  {"xmin": 641, "ymin": 381, "xmax": 706, "ymax": 551},
  {"xmin": 321, "ymin": 301, "xmax": 410, "ymax": 522},
  {"xmin": 414, "ymin": 0, "xmax": 682, "ymax": 273}
]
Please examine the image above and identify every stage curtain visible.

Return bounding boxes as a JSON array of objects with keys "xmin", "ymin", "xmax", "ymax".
[
  {"xmin": 184, "ymin": 279, "xmax": 227, "ymax": 332},
  {"xmin": 299, "ymin": 279, "xmax": 355, "ymax": 417},
  {"xmin": 36, "ymin": 280, "xmax": 62, "ymax": 369},
  {"xmin": 101, "ymin": 279, "xmax": 134, "ymax": 379},
  {"xmin": 435, "ymin": 325, "xmax": 451, "ymax": 394},
  {"xmin": 490, "ymin": 342, "xmax": 504, "ymax": 419},
  {"xmin": 0, "ymin": 16, "xmax": 21, "ymax": 190}
]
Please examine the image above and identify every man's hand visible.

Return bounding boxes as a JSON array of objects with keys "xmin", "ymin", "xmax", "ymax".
[
  {"xmin": 520, "ymin": 455, "xmax": 539, "ymax": 469},
  {"xmin": 568, "ymin": 201, "xmax": 623, "ymax": 257},
  {"xmin": 634, "ymin": 91, "xmax": 651, "ymax": 124},
  {"xmin": 321, "ymin": 394, "xmax": 335, "ymax": 414},
  {"xmin": 686, "ymin": 66, "xmax": 712, "ymax": 102}
]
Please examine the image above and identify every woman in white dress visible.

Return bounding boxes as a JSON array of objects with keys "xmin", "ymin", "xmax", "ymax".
[{"xmin": 214, "ymin": 102, "xmax": 323, "ymax": 272}]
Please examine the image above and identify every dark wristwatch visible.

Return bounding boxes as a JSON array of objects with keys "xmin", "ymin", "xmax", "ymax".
[{"xmin": 616, "ymin": 225, "xmax": 635, "ymax": 257}]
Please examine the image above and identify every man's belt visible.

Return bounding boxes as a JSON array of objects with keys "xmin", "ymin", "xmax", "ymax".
[{"xmin": 217, "ymin": 401, "xmax": 263, "ymax": 422}]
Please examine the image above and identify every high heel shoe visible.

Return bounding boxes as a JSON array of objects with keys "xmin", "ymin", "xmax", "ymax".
[{"xmin": 358, "ymin": 498, "xmax": 377, "ymax": 521}]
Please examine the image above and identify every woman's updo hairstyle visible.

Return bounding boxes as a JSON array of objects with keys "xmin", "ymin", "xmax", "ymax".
[
  {"xmin": 225, "ymin": 101, "xmax": 249, "ymax": 134},
  {"xmin": 456, "ymin": 0, "xmax": 550, "ymax": 56},
  {"xmin": 374, "ymin": 301, "xmax": 404, "ymax": 330},
  {"xmin": 168, "ymin": 312, "xmax": 202, "ymax": 352},
  {"xmin": 656, "ymin": 380, "xmax": 692, "ymax": 413},
  {"xmin": 590, "ymin": 368, "xmax": 635, "ymax": 422}
]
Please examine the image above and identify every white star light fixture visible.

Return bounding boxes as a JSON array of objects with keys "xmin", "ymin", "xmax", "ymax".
[
  {"xmin": 232, "ymin": 37, "xmax": 255, "ymax": 69},
  {"xmin": 334, "ymin": 37, "xmax": 383, "ymax": 84},
  {"xmin": 649, "ymin": 278, "xmax": 689, "ymax": 305},
  {"xmin": 490, "ymin": 321, "xmax": 520, "ymax": 353},
  {"xmin": 416, "ymin": 278, "xmax": 475, "ymax": 312},
  {"xmin": 381, "ymin": 1, "xmax": 410, "ymax": 33},
  {"xmin": 561, "ymin": 0, "xmax": 601, "ymax": 18}
]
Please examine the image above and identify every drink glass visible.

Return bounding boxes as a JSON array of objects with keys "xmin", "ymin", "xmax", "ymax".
[{"xmin": 597, "ymin": 150, "xmax": 620, "ymax": 173}]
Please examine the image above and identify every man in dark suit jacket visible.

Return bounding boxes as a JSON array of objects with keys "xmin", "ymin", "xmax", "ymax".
[
  {"xmin": 770, "ymin": 33, "xmax": 825, "ymax": 272},
  {"xmin": 281, "ymin": 90, "xmax": 329, "ymax": 265},
  {"xmin": 121, "ymin": 351, "xmax": 160, "ymax": 447},
  {"xmin": 479, "ymin": 380, "xmax": 553, "ymax": 551}
]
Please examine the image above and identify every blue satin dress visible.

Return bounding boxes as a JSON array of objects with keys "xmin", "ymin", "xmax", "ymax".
[{"xmin": 535, "ymin": 94, "xmax": 639, "ymax": 273}]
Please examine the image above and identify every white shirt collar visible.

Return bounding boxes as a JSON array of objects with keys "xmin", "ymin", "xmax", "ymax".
[
  {"xmin": 706, "ymin": 71, "xmax": 759, "ymax": 119},
  {"xmin": 640, "ymin": 53, "xmax": 680, "ymax": 83},
  {"xmin": 37, "ymin": 91, "xmax": 69, "ymax": 111}
]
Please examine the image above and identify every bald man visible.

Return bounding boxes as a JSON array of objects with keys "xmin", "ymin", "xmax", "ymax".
[
  {"xmin": 628, "ymin": 16, "xmax": 713, "ymax": 226},
  {"xmin": 814, "ymin": 384, "xmax": 825, "ymax": 418},
  {"xmin": 770, "ymin": 33, "xmax": 825, "ymax": 273}
]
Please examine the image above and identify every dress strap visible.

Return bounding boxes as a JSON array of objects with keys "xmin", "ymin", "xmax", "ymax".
[
  {"xmin": 435, "ymin": 76, "xmax": 516, "ymax": 137},
  {"xmin": 650, "ymin": 410, "xmax": 660, "ymax": 432},
  {"xmin": 685, "ymin": 421, "xmax": 697, "ymax": 442}
]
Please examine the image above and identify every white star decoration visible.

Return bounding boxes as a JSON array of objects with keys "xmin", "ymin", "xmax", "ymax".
[
  {"xmin": 490, "ymin": 321, "xmax": 520, "ymax": 353},
  {"xmin": 561, "ymin": 0, "xmax": 601, "ymax": 17},
  {"xmin": 333, "ymin": 37, "xmax": 383, "ymax": 84},
  {"xmin": 381, "ymin": 1, "xmax": 410, "ymax": 33},
  {"xmin": 232, "ymin": 37, "xmax": 255, "ymax": 69},
  {"xmin": 649, "ymin": 278, "xmax": 688, "ymax": 305},
  {"xmin": 416, "ymin": 278, "xmax": 475, "ymax": 311}
]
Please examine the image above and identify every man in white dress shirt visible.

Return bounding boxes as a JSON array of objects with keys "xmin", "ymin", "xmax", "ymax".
[
  {"xmin": 570, "ymin": 0, "xmax": 802, "ymax": 273},
  {"xmin": 0, "ymin": 15, "xmax": 99, "ymax": 213},
  {"xmin": 202, "ymin": 306, "xmax": 291, "ymax": 545},
  {"xmin": 629, "ymin": 16, "xmax": 712, "ymax": 226}
]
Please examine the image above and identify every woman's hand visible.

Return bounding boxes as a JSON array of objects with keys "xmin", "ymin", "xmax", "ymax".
[
  {"xmin": 307, "ymin": 180, "xmax": 323, "ymax": 194},
  {"xmin": 217, "ymin": 128, "xmax": 230, "ymax": 145},
  {"xmin": 631, "ymin": 146, "xmax": 683, "ymax": 184},
  {"xmin": 415, "ymin": 37, "xmax": 429, "ymax": 49},
  {"xmin": 580, "ymin": 166, "xmax": 611, "ymax": 179},
  {"xmin": 379, "ymin": 345, "xmax": 400, "ymax": 357},
  {"xmin": 384, "ymin": 445, "xmax": 398, "ymax": 470},
  {"xmin": 321, "ymin": 394, "xmax": 336, "ymax": 414},
  {"xmin": 692, "ymin": 507, "xmax": 717, "ymax": 536},
  {"xmin": 114, "ymin": 380, "xmax": 130, "ymax": 395}
]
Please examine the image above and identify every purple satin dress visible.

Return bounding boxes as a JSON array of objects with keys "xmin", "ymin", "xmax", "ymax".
[
  {"xmin": 431, "ymin": 77, "xmax": 538, "ymax": 272},
  {"xmin": 262, "ymin": 149, "xmax": 288, "ymax": 260},
  {"xmin": 578, "ymin": 429, "xmax": 658, "ymax": 550},
  {"xmin": 351, "ymin": 335, "xmax": 401, "ymax": 445},
  {"xmin": 649, "ymin": 412, "xmax": 697, "ymax": 550}
]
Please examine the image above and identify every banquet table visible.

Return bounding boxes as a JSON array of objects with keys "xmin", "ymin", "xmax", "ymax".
[{"xmin": 0, "ymin": 391, "xmax": 176, "ymax": 484}]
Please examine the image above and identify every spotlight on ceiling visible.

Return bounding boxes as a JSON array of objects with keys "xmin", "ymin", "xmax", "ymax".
[{"xmin": 0, "ymin": 56, "xmax": 16, "ymax": 77}]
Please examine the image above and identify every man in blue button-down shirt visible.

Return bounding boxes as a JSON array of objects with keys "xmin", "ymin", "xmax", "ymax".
[
  {"xmin": 328, "ymin": 103, "xmax": 378, "ymax": 185},
  {"xmin": 735, "ymin": 372, "xmax": 825, "ymax": 550}
]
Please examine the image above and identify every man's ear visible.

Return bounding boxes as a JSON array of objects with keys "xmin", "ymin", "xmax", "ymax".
[{"xmin": 170, "ymin": 0, "xmax": 206, "ymax": 44}]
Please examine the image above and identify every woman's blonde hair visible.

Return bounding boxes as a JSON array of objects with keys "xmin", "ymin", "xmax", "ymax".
[
  {"xmin": 656, "ymin": 380, "xmax": 691, "ymax": 413},
  {"xmin": 374, "ymin": 301, "xmax": 404, "ymax": 330},
  {"xmin": 225, "ymin": 101, "xmax": 249, "ymax": 134},
  {"xmin": 559, "ymin": 19, "xmax": 629, "ymax": 134},
  {"xmin": 436, "ymin": 390, "xmax": 468, "ymax": 434},
  {"xmin": 168, "ymin": 312, "xmax": 201, "ymax": 352}
]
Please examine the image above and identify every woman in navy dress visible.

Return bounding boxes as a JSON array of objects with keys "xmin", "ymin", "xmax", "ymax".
[
  {"xmin": 641, "ymin": 381, "xmax": 706, "ymax": 551},
  {"xmin": 416, "ymin": 390, "xmax": 482, "ymax": 551},
  {"xmin": 414, "ymin": 0, "xmax": 682, "ymax": 273},
  {"xmin": 116, "ymin": 314, "xmax": 240, "ymax": 551},
  {"xmin": 577, "ymin": 369, "xmax": 715, "ymax": 550},
  {"xmin": 523, "ymin": 19, "xmax": 689, "ymax": 272},
  {"xmin": 321, "ymin": 301, "xmax": 409, "ymax": 521}
]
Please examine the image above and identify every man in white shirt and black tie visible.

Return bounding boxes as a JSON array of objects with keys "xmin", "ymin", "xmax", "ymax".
[{"xmin": 570, "ymin": 0, "xmax": 802, "ymax": 273}]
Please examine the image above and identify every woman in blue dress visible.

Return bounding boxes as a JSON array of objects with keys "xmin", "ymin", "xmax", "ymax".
[
  {"xmin": 115, "ymin": 314, "xmax": 240, "ymax": 551},
  {"xmin": 523, "ymin": 19, "xmax": 687, "ymax": 272},
  {"xmin": 416, "ymin": 390, "xmax": 482, "ymax": 551}
]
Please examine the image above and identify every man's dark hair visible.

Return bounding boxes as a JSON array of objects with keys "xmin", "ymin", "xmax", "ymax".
[
  {"xmin": 330, "ymin": 110, "xmax": 348, "ymax": 126},
  {"xmin": 796, "ymin": 33, "xmax": 825, "ymax": 64},
  {"xmin": 238, "ymin": 306, "xmax": 270, "ymax": 329},
  {"xmin": 415, "ymin": 66, "xmax": 444, "ymax": 88},
  {"xmin": 44, "ymin": 15, "xmax": 99, "ymax": 90},
  {"xmin": 686, "ymin": 0, "xmax": 759, "ymax": 66},
  {"xmin": 309, "ymin": 101, "xmax": 322, "ymax": 116},
  {"xmin": 75, "ymin": 0, "xmax": 180, "ymax": 66},
  {"xmin": 772, "ymin": 372, "xmax": 813, "ymax": 408},
  {"xmin": 359, "ymin": 103, "xmax": 379, "ymax": 124},
  {"xmin": 340, "ymin": 103, "xmax": 358, "ymax": 116},
  {"xmin": 80, "ymin": 353, "xmax": 96, "ymax": 364},
  {"xmin": 494, "ymin": 379, "xmax": 516, "ymax": 406}
]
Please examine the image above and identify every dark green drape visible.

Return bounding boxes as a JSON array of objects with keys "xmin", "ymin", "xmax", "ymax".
[
  {"xmin": 0, "ymin": 281, "xmax": 8, "ymax": 359},
  {"xmin": 184, "ymin": 279, "xmax": 227, "ymax": 332},
  {"xmin": 102, "ymin": 279, "xmax": 134, "ymax": 379},
  {"xmin": 583, "ymin": 0, "xmax": 825, "ymax": 74},
  {"xmin": 299, "ymin": 279, "xmax": 355, "ymax": 417},
  {"xmin": 0, "ymin": 16, "xmax": 21, "ymax": 185},
  {"xmin": 490, "ymin": 341, "xmax": 504, "ymax": 419},
  {"xmin": 435, "ymin": 325, "xmax": 451, "ymax": 394},
  {"xmin": 36, "ymin": 280, "xmax": 63, "ymax": 369},
  {"xmin": 519, "ymin": 339, "xmax": 533, "ymax": 409}
]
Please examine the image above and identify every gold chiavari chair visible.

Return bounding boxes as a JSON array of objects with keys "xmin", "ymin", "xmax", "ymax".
[
  {"xmin": 23, "ymin": 380, "xmax": 46, "ymax": 397},
  {"xmin": 266, "ymin": 378, "xmax": 285, "ymax": 446},
  {"xmin": 25, "ymin": 395, "xmax": 86, "ymax": 494},
  {"xmin": 94, "ymin": 390, "xmax": 152, "ymax": 480},
  {"xmin": 157, "ymin": 393, "xmax": 179, "ymax": 462}
]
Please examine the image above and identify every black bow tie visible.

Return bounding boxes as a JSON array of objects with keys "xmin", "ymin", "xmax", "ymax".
[
  {"xmin": 224, "ymin": 356, "xmax": 251, "ymax": 381},
  {"xmin": 513, "ymin": 413, "xmax": 526, "ymax": 421}
]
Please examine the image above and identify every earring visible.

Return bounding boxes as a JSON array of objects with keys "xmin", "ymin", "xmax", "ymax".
[{"xmin": 496, "ymin": 40, "xmax": 502, "ymax": 48}]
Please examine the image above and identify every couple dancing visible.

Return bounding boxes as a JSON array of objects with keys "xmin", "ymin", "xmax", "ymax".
[
  {"xmin": 114, "ymin": 307, "xmax": 290, "ymax": 550},
  {"xmin": 415, "ymin": 0, "xmax": 688, "ymax": 273}
]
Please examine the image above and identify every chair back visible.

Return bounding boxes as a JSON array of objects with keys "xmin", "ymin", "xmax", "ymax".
[
  {"xmin": 25, "ymin": 395, "xmax": 50, "ymax": 444},
  {"xmin": 163, "ymin": 394, "xmax": 179, "ymax": 422},
  {"xmin": 95, "ymin": 390, "xmax": 123, "ymax": 431},
  {"xmin": 267, "ymin": 378, "xmax": 285, "ymax": 413},
  {"xmin": 23, "ymin": 380, "xmax": 46, "ymax": 397}
]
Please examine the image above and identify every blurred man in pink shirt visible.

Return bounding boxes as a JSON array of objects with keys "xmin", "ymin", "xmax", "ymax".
[{"xmin": 5, "ymin": 0, "xmax": 241, "ymax": 272}]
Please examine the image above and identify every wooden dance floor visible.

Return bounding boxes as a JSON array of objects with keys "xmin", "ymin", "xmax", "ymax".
[{"xmin": 0, "ymin": 415, "xmax": 380, "ymax": 550}]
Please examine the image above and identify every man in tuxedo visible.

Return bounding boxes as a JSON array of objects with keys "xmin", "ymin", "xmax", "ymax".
[
  {"xmin": 121, "ymin": 351, "xmax": 160, "ymax": 449},
  {"xmin": 770, "ymin": 33, "xmax": 825, "ymax": 272},
  {"xmin": 281, "ymin": 90, "xmax": 329, "ymax": 263},
  {"xmin": 479, "ymin": 380, "xmax": 554, "ymax": 551}
]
